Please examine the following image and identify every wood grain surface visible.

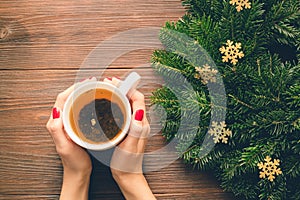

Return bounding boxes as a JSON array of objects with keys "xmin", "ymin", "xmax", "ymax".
[{"xmin": 0, "ymin": 1, "xmax": 235, "ymax": 199}]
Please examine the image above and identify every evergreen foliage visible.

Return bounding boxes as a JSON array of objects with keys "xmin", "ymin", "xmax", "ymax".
[{"xmin": 151, "ymin": 0, "xmax": 300, "ymax": 199}]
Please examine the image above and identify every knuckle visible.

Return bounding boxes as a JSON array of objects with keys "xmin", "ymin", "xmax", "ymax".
[
  {"xmin": 46, "ymin": 120, "xmax": 50, "ymax": 130},
  {"xmin": 145, "ymin": 124, "xmax": 150, "ymax": 132},
  {"xmin": 46, "ymin": 122, "xmax": 58, "ymax": 133},
  {"xmin": 56, "ymin": 92, "xmax": 65, "ymax": 101},
  {"xmin": 135, "ymin": 91, "xmax": 145, "ymax": 101},
  {"xmin": 55, "ymin": 147, "xmax": 64, "ymax": 156},
  {"xmin": 142, "ymin": 124, "xmax": 150, "ymax": 136},
  {"xmin": 56, "ymin": 145, "xmax": 69, "ymax": 157}
]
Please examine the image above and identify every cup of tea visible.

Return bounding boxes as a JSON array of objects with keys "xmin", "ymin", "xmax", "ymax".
[{"xmin": 63, "ymin": 72, "xmax": 141, "ymax": 150}]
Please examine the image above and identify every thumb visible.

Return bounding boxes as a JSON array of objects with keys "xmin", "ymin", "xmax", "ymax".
[
  {"xmin": 128, "ymin": 109, "xmax": 144, "ymax": 138},
  {"xmin": 46, "ymin": 107, "xmax": 70, "ymax": 148}
]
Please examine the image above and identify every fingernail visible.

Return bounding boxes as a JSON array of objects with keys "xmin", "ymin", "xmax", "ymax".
[
  {"xmin": 89, "ymin": 76, "xmax": 95, "ymax": 80},
  {"xmin": 106, "ymin": 77, "xmax": 112, "ymax": 81},
  {"xmin": 134, "ymin": 109, "xmax": 144, "ymax": 121},
  {"xmin": 52, "ymin": 107, "xmax": 60, "ymax": 119},
  {"xmin": 115, "ymin": 76, "xmax": 121, "ymax": 80},
  {"xmin": 79, "ymin": 78, "xmax": 87, "ymax": 82}
]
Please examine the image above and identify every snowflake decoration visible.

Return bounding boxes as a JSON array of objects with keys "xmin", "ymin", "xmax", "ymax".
[
  {"xmin": 229, "ymin": 0, "xmax": 251, "ymax": 12},
  {"xmin": 219, "ymin": 40, "xmax": 244, "ymax": 65},
  {"xmin": 208, "ymin": 121, "xmax": 232, "ymax": 144},
  {"xmin": 257, "ymin": 156, "xmax": 282, "ymax": 182},
  {"xmin": 194, "ymin": 64, "xmax": 218, "ymax": 84}
]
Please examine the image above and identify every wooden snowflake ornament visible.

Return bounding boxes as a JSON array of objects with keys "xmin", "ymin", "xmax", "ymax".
[
  {"xmin": 208, "ymin": 121, "xmax": 232, "ymax": 144},
  {"xmin": 229, "ymin": 0, "xmax": 251, "ymax": 12},
  {"xmin": 219, "ymin": 40, "xmax": 244, "ymax": 65},
  {"xmin": 194, "ymin": 64, "xmax": 218, "ymax": 84},
  {"xmin": 257, "ymin": 156, "xmax": 282, "ymax": 182}
]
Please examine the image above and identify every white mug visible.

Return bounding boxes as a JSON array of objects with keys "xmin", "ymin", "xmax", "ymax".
[{"xmin": 63, "ymin": 72, "xmax": 141, "ymax": 150}]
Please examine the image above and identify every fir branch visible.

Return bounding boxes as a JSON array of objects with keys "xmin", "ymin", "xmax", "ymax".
[
  {"xmin": 228, "ymin": 94, "xmax": 254, "ymax": 109},
  {"xmin": 284, "ymin": 156, "xmax": 300, "ymax": 178}
]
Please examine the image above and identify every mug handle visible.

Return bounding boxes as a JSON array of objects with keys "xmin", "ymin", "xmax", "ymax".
[{"xmin": 118, "ymin": 72, "xmax": 141, "ymax": 96}]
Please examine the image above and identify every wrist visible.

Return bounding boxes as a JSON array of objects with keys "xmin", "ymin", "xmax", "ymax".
[
  {"xmin": 112, "ymin": 171, "xmax": 147, "ymax": 193},
  {"xmin": 112, "ymin": 172, "xmax": 156, "ymax": 200},
  {"xmin": 60, "ymin": 169, "xmax": 91, "ymax": 200},
  {"xmin": 111, "ymin": 165, "xmax": 144, "ymax": 183},
  {"xmin": 62, "ymin": 160, "xmax": 92, "ymax": 178},
  {"xmin": 63, "ymin": 167, "xmax": 91, "ymax": 183}
]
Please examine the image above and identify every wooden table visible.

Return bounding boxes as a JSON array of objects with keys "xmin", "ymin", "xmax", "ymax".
[{"xmin": 0, "ymin": 1, "xmax": 235, "ymax": 199}]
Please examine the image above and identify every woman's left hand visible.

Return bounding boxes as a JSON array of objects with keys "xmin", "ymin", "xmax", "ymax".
[{"xmin": 46, "ymin": 78, "xmax": 94, "ymax": 200}]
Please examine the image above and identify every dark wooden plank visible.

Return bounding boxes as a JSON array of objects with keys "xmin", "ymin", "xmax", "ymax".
[
  {"xmin": 0, "ymin": 195, "xmax": 58, "ymax": 200},
  {"xmin": 0, "ymin": 0, "xmax": 184, "ymax": 70}
]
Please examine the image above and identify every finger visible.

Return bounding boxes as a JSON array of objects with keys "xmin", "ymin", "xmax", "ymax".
[
  {"xmin": 127, "ymin": 109, "xmax": 144, "ymax": 137},
  {"xmin": 46, "ymin": 107, "xmax": 69, "ymax": 148},
  {"xmin": 136, "ymin": 122, "xmax": 150, "ymax": 153},
  {"xmin": 103, "ymin": 77, "xmax": 121, "ymax": 87},
  {"xmin": 103, "ymin": 77, "xmax": 112, "ymax": 83},
  {"xmin": 112, "ymin": 77, "xmax": 121, "ymax": 86},
  {"xmin": 128, "ymin": 109, "xmax": 144, "ymax": 138},
  {"xmin": 130, "ymin": 90, "xmax": 146, "ymax": 114},
  {"xmin": 140, "ymin": 121, "xmax": 150, "ymax": 138},
  {"xmin": 129, "ymin": 91, "xmax": 148, "ymax": 140},
  {"xmin": 118, "ymin": 109, "xmax": 144, "ymax": 151}
]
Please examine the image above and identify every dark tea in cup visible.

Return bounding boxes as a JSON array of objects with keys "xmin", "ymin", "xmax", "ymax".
[{"xmin": 69, "ymin": 88, "xmax": 126, "ymax": 144}]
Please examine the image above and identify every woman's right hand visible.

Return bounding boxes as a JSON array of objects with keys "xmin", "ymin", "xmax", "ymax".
[{"xmin": 104, "ymin": 77, "xmax": 156, "ymax": 200}]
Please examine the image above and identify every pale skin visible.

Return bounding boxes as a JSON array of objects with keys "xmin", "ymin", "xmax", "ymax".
[{"xmin": 46, "ymin": 77, "xmax": 156, "ymax": 200}]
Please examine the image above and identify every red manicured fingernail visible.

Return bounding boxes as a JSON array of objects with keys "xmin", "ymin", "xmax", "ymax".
[
  {"xmin": 106, "ymin": 77, "xmax": 112, "ymax": 81},
  {"xmin": 80, "ymin": 78, "xmax": 87, "ymax": 82},
  {"xmin": 134, "ymin": 109, "xmax": 144, "ymax": 121},
  {"xmin": 115, "ymin": 76, "xmax": 121, "ymax": 80},
  {"xmin": 52, "ymin": 107, "xmax": 60, "ymax": 119}
]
